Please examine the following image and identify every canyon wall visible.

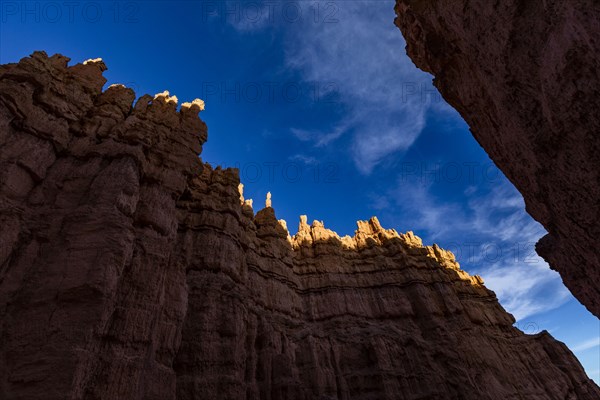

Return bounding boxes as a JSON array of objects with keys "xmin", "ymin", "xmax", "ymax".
[
  {"xmin": 394, "ymin": 0, "xmax": 600, "ymax": 318},
  {"xmin": 0, "ymin": 52, "xmax": 598, "ymax": 399}
]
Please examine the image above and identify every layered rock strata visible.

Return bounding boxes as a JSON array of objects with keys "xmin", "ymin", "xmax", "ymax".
[
  {"xmin": 394, "ymin": 0, "xmax": 600, "ymax": 318},
  {"xmin": 0, "ymin": 52, "xmax": 598, "ymax": 399}
]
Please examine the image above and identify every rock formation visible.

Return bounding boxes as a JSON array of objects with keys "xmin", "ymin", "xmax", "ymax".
[
  {"xmin": 0, "ymin": 52, "xmax": 598, "ymax": 399},
  {"xmin": 394, "ymin": 1, "xmax": 600, "ymax": 318}
]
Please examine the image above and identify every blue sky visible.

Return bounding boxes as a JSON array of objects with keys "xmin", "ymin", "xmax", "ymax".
[{"xmin": 2, "ymin": 0, "xmax": 598, "ymax": 382}]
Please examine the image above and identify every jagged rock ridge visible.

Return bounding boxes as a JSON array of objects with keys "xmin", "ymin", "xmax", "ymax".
[
  {"xmin": 394, "ymin": 0, "xmax": 600, "ymax": 318},
  {"xmin": 0, "ymin": 52, "xmax": 598, "ymax": 399}
]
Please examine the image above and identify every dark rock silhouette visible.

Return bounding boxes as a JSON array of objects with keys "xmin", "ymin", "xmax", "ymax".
[
  {"xmin": 395, "ymin": 0, "xmax": 600, "ymax": 318},
  {"xmin": 0, "ymin": 52, "xmax": 598, "ymax": 399}
]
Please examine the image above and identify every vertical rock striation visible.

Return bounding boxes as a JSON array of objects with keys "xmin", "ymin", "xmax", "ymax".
[
  {"xmin": 0, "ymin": 52, "xmax": 598, "ymax": 399},
  {"xmin": 394, "ymin": 0, "xmax": 600, "ymax": 318}
]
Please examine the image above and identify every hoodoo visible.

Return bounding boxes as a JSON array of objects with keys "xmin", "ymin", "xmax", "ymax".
[{"xmin": 0, "ymin": 52, "xmax": 598, "ymax": 399}]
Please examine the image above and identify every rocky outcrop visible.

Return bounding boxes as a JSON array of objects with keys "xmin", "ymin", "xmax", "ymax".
[
  {"xmin": 0, "ymin": 52, "xmax": 598, "ymax": 399},
  {"xmin": 394, "ymin": 1, "xmax": 600, "ymax": 318}
]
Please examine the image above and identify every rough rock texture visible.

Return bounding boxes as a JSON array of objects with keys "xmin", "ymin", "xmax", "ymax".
[
  {"xmin": 394, "ymin": 1, "xmax": 600, "ymax": 318},
  {"xmin": 0, "ymin": 52, "xmax": 599, "ymax": 399}
]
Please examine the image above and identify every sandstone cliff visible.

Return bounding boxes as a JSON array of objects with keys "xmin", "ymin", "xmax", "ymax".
[
  {"xmin": 394, "ymin": 0, "xmax": 600, "ymax": 318},
  {"xmin": 0, "ymin": 52, "xmax": 598, "ymax": 399}
]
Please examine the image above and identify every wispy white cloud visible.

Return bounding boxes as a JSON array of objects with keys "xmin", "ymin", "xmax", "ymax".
[
  {"xmin": 380, "ymin": 178, "xmax": 570, "ymax": 320},
  {"xmin": 226, "ymin": 1, "xmax": 461, "ymax": 173},
  {"xmin": 387, "ymin": 180, "xmax": 467, "ymax": 239},
  {"xmin": 291, "ymin": 122, "xmax": 349, "ymax": 147},
  {"xmin": 281, "ymin": 0, "xmax": 441, "ymax": 173},
  {"xmin": 482, "ymin": 260, "xmax": 570, "ymax": 321},
  {"xmin": 289, "ymin": 154, "xmax": 318, "ymax": 166},
  {"xmin": 572, "ymin": 337, "xmax": 600, "ymax": 353}
]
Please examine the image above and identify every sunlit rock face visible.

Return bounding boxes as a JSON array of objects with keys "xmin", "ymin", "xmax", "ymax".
[
  {"xmin": 1, "ymin": 52, "xmax": 599, "ymax": 399},
  {"xmin": 394, "ymin": 1, "xmax": 600, "ymax": 318}
]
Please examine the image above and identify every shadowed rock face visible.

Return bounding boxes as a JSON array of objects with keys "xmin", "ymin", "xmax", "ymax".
[
  {"xmin": 394, "ymin": 1, "xmax": 600, "ymax": 318},
  {"xmin": 0, "ymin": 52, "xmax": 598, "ymax": 399}
]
